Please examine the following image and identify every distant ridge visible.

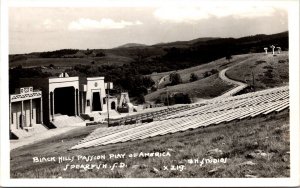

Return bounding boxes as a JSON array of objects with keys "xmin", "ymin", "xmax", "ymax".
[
  {"xmin": 153, "ymin": 37, "xmax": 220, "ymax": 47},
  {"xmin": 115, "ymin": 43, "xmax": 147, "ymax": 48},
  {"xmin": 9, "ymin": 31, "xmax": 288, "ymax": 69}
]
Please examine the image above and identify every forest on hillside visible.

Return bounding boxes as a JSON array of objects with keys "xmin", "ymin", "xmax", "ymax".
[{"xmin": 9, "ymin": 31, "xmax": 288, "ymax": 101}]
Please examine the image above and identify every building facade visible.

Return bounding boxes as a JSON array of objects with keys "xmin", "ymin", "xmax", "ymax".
[
  {"xmin": 9, "ymin": 87, "xmax": 43, "ymax": 138},
  {"xmin": 18, "ymin": 74, "xmax": 115, "ymax": 127}
]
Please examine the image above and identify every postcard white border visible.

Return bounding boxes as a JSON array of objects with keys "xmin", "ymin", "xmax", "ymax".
[{"xmin": 1, "ymin": 0, "xmax": 299, "ymax": 187}]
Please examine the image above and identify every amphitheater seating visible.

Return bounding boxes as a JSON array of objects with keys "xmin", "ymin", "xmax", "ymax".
[
  {"xmin": 107, "ymin": 104, "xmax": 202, "ymax": 126},
  {"xmin": 71, "ymin": 86, "xmax": 289, "ymax": 150}
]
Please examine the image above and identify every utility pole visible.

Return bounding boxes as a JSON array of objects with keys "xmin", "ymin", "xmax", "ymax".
[
  {"xmin": 166, "ymin": 86, "xmax": 169, "ymax": 109},
  {"xmin": 107, "ymin": 81, "xmax": 110, "ymax": 127},
  {"xmin": 252, "ymin": 70, "xmax": 255, "ymax": 91}
]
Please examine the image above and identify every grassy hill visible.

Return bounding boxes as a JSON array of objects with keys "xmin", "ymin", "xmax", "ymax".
[
  {"xmin": 145, "ymin": 51, "xmax": 289, "ymax": 102},
  {"xmin": 145, "ymin": 74, "xmax": 234, "ymax": 102},
  {"xmin": 9, "ymin": 31, "xmax": 288, "ymax": 70},
  {"xmin": 115, "ymin": 43, "xmax": 147, "ymax": 48},
  {"xmin": 148, "ymin": 54, "xmax": 253, "ymax": 86},
  {"xmin": 9, "ymin": 51, "xmax": 135, "ymax": 68},
  {"xmin": 10, "ymin": 109, "xmax": 289, "ymax": 178},
  {"xmin": 9, "ymin": 31, "xmax": 289, "ymax": 101},
  {"xmin": 226, "ymin": 51, "xmax": 289, "ymax": 91}
]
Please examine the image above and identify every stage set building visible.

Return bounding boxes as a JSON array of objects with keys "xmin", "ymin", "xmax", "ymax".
[
  {"xmin": 9, "ymin": 87, "xmax": 43, "ymax": 134},
  {"xmin": 10, "ymin": 73, "xmax": 116, "ymax": 137}
]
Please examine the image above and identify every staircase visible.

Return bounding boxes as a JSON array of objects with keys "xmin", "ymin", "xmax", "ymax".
[
  {"xmin": 10, "ymin": 123, "xmax": 49, "ymax": 139},
  {"xmin": 51, "ymin": 115, "xmax": 86, "ymax": 128},
  {"xmin": 88, "ymin": 110, "xmax": 121, "ymax": 122},
  {"xmin": 88, "ymin": 112, "xmax": 105, "ymax": 122},
  {"xmin": 101, "ymin": 110, "xmax": 121, "ymax": 117},
  {"xmin": 10, "ymin": 129, "xmax": 32, "ymax": 139},
  {"xmin": 33, "ymin": 124, "xmax": 49, "ymax": 132}
]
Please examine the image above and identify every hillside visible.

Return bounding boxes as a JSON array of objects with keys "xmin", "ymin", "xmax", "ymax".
[
  {"xmin": 115, "ymin": 43, "xmax": 147, "ymax": 48},
  {"xmin": 145, "ymin": 74, "xmax": 234, "ymax": 102},
  {"xmin": 226, "ymin": 51, "xmax": 289, "ymax": 90},
  {"xmin": 145, "ymin": 51, "xmax": 289, "ymax": 103},
  {"xmin": 9, "ymin": 31, "xmax": 289, "ymax": 101},
  {"xmin": 10, "ymin": 109, "xmax": 289, "ymax": 178},
  {"xmin": 9, "ymin": 31, "xmax": 288, "ymax": 70},
  {"xmin": 148, "ymin": 53, "xmax": 254, "ymax": 86}
]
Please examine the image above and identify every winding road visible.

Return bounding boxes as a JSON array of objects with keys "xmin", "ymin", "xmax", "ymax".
[{"xmin": 217, "ymin": 67, "xmax": 248, "ymax": 98}]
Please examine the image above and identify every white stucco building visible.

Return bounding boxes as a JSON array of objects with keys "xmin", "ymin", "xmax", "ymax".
[
  {"xmin": 18, "ymin": 74, "xmax": 116, "ymax": 128},
  {"xmin": 9, "ymin": 87, "xmax": 45, "ymax": 138}
]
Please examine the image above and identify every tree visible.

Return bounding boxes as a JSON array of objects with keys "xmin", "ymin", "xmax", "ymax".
[
  {"xmin": 174, "ymin": 93, "xmax": 192, "ymax": 104},
  {"xmin": 190, "ymin": 73, "xmax": 198, "ymax": 82},
  {"xmin": 48, "ymin": 64, "xmax": 55, "ymax": 68},
  {"xmin": 96, "ymin": 51, "xmax": 105, "ymax": 57},
  {"xmin": 210, "ymin": 69, "xmax": 218, "ymax": 74},
  {"xmin": 169, "ymin": 72, "xmax": 182, "ymax": 85},
  {"xmin": 225, "ymin": 54, "xmax": 232, "ymax": 63},
  {"xmin": 136, "ymin": 94, "xmax": 145, "ymax": 104},
  {"xmin": 142, "ymin": 76, "xmax": 155, "ymax": 88}
]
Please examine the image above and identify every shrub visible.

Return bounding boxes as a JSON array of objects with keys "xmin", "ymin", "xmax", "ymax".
[
  {"xmin": 263, "ymin": 65, "xmax": 273, "ymax": 70},
  {"xmin": 210, "ymin": 69, "xmax": 218, "ymax": 74},
  {"xmin": 169, "ymin": 72, "xmax": 182, "ymax": 85},
  {"xmin": 173, "ymin": 93, "xmax": 192, "ymax": 104},
  {"xmin": 96, "ymin": 52, "xmax": 105, "ymax": 57},
  {"xmin": 278, "ymin": 60, "xmax": 286, "ymax": 64},
  {"xmin": 190, "ymin": 73, "xmax": 199, "ymax": 82}
]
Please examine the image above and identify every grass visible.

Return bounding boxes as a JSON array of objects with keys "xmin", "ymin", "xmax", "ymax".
[
  {"xmin": 148, "ymin": 54, "xmax": 254, "ymax": 85},
  {"xmin": 226, "ymin": 51, "xmax": 289, "ymax": 91},
  {"xmin": 9, "ymin": 54, "xmax": 133, "ymax": 68},
  {"xmin": 145, "ymin": 53, "xmax": 263, "ymax": 102},
  {"xmin": 10, "ymin": 109, "xmax": 290, "ymax": 178},
  {"xmin": 146, "ymin": 52, "xmax": 289, "ymax": 102},
  {"xmin": 145, "ymin": 74, "xmax": 235, "ymax": 102}
]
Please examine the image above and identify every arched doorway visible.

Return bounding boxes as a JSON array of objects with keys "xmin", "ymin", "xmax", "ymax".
[
  {"xmin": 92, "ymin": 92, "xmax": 102, "ymax": 111},
  {"xmin": 54, "ymin": 87, "xmax": 75, "ymax": 116},
  {"xmin": 111, "ymin": 101, "xmax": 116, "ymax": 110}
]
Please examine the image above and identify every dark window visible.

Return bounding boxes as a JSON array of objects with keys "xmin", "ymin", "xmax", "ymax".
[
  {"xmin": 103, "ymin": 98, "xmax": 106, "ymax": 104},
  {"xmin": 87, "ymin": 100, "xmax": 90, "ymax": 106},
  {"xmin": 11, "ymin": 113, "xmax": 13, "ymax": 124}
]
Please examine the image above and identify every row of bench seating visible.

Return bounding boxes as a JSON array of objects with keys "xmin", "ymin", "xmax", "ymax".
[
  {"xmin": 71, "ymin": 86, "xmax": 289, "ymax": 150},
  {"xmin": 107, "ymin": 104, "xmax": 205, "ymax": 127}
]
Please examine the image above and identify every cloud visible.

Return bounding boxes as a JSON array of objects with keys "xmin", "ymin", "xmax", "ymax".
[
  {"xmin": 154, "ymin": 5, "xmax": 277, "ymax": 23},
  {"xmin": 42, "ymin": 19, "xmax": 63, "ymax": 30},
  {"xmin": 68, "ymin": 18, "xmax": 142, "ymax": 31}
]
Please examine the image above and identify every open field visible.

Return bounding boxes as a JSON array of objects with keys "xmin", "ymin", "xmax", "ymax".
[
  {"xmin": 145, "ymin": 74, "xmax": 234, "ymax": 102},
  {"xmin": 226, "ymin": 51, "xmax": 289, "ymax": 91},
  {"xmin": 9, "ymin": 54, "xmax": 133, "ymax": 68},
  {"xmin": 11, "ymin": 109, "xmax": 289, "ymax": 178}
]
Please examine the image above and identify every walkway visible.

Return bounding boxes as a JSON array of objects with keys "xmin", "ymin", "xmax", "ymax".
[
  {"xmin": 10, "ymin": 126, "xmax": 81, "ymax": 150},
  {"xmin": 217, "ymin": 67, "xmax": 248, "ymax": 98}
]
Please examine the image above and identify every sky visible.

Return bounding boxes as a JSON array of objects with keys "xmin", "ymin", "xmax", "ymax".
[{"xmin": 9, "ymin": 1, "xmax": 289, "ymax": 54}]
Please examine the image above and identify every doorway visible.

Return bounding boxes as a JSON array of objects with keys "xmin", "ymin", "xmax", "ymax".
[
  {"xmin": 54, "ymin": 87, "xmax": 75, "ymax": 116},
  {"xmin": 92, "ymin": 92, "xmax": 102, "ymax": 111},
  {"xmin": 111, "ymin": 101, "xmax": 116, "ymax": 110}
]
